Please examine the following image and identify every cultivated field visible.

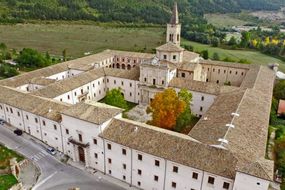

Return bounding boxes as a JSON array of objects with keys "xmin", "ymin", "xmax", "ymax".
[
  {"xmin": 205, "ymin": 14, "xmax": 248, "ymax": 28},
  {"xmin": 182, "ymin": 40, "xmax": 285, "ymax": 72},
  {"xmin": 0, "ymin": 23, "xmax": 164, "ymax": 58}
]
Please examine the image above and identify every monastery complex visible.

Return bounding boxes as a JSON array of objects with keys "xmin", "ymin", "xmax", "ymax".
[{"xmin": 0, "ymin": 3, "xmax": 278, "ymax": 190}]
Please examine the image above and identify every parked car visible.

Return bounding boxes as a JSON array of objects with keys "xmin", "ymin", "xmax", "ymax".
[
  {"xmin": 0, "ymin": 120, "xmax": 5, "ymax": 125},
  {"xmin": 13, "ymin": 129, "xmax": 23, "ymax": 136},
  {"xmin": 46, "ymin": 147, "xmax": 56, "ymax": 155}
]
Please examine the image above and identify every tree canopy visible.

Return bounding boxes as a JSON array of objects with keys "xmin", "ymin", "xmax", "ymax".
[
  {"xmin": 149, "ymin": 88, "xmax": 187, "ymax": 130},
  {"xmin": 104, "ymin": 88, "xmax": 128, "ymax": 109},
  {"xmin": 16, "ymin": 48, "xmax": 51, "ymax": 68}
]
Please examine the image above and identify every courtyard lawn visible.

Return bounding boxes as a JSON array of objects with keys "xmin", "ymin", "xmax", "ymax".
[
  {"xmin": 0, "ymin": 23, "xmax": 164, "ymax": 58},
  {"xmin": 0, "ymin": 174, "xmax": 18, "ymax": 190},
  {"xmin": 0, "ymin": 145, "xmax": 24, "ymax": 169},
  {"xmin": 182, "ymin": 40, "xmax": 285, "ymax": 72}
]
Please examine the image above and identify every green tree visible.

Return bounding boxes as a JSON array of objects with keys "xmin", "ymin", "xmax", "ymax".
[
  {"xmin": 212, "ymin": 52, "xmax": 220, "ymax": 61},
  {"xmin": 0, "ymin": 43, "xmax": 7, "ymax": 51},
  {"xmin": 16, "ymin": 48, "xmax": 50, "ymax": 68},
  {"xmin": 274, "ymin": 80, "xmax": 285, "ymax": 100},
  {"xmin": 201, "ymin": 50, "xmax": 209, "ymax": 59},
  {"xmin": 211, "ymin": 37, "xmax": 220, "ymax": 47},
  {"xmin": 62, "ymin": 49, "xmax": 67, "ymax": 61},
  {"xmin": 175, "ymin": 89, "xmax": 193, "ymax": 132},
  {"xmin": 240, "ymin": 31, "xmax": 251, "ymax": 48},
  {"xmin": 104, "ymin": 88, "xmax": 128, "ymax": 109},
  {"xmin": 228, "ymin": 36, "xmax": 237, "ymax": 46}
]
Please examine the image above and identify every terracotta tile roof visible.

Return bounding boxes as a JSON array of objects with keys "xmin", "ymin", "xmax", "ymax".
[
  {"xmin": 104, "ymin": 67, "xmax": 140, "ymax": 81},
  {"xmin": 62, "ymin": 102, "xmax": 122, "ymax": 125},
  {"xmin": 169, "ymin": 78, "xmax": 221, "ymax": 95},
  {"xmin": 0, "ymin": 86, "xmax": 70, "ymax": 121},
  {"xmin": 100, "ymin": 118, "xmax": 238, "ymax": 179},
  {"xmin": 33, "ymin": 68, "xmax": 105, "ymax": 98},
  {"xmin": 156, "ymin": 42, "xmax": 184, "ymax": 52},
  {"xmin": 200, "ymin": 60, "xmax": 251, "ymax": 69},
  {"xmin": 183, "ymin": 51, "xmax": 200, "ymax": 62}
]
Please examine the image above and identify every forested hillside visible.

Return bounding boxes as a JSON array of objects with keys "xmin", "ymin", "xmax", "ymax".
[{"xmin": 0, "ymin": 0, "xmax": 284, "ymax": 24}]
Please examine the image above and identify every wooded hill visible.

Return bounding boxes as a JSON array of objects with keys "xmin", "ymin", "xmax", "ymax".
[{"xmin": 0, "ymin": 0, "xmax": 284, "ymax": 24}]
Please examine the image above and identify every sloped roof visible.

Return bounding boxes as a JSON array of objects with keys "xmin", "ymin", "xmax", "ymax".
[
  {"xmin": 62, "ymin": 102, "xmax": 122, "ymax": 125},
  {"xmin": 100, "ymin": 118, "xmax": 238, "ymax": 178},
  {"xmin": 0, "ymin": 86, "xmax": 70, "ymax": 121},
  {"xmin": 169, "ymin": 78, "xmax": 221, "ymax": 95},
  {"xmin": 156, "ymin": 42, "xmax": 184, "ymax": 52}
]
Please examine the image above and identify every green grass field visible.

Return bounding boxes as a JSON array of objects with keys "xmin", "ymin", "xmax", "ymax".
[
  {"xmin": 0, "ymin": 23, "xmax": 164, "ymax": 58},
  {"xmin": 0, "ymin": 23, "xmax": 284, "ymax": 71},
  {"xmin": 0, "ymin": 174, "xmax": 18, "ymax": 190},
  {"xmin": 0, "ymin": 145, "xmax": 24, "ymax": 169},
  {"xmin": 182, "ymin": 40, "xmax": 285, "ymax": 72},
  {"xmin": 205, "ymin": 14, "xmax": 248, "ymax": 28}
]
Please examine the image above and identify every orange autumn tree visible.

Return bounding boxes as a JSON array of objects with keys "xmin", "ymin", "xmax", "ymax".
[{"xmin": 149, "ymin": 88, "xmax": 186, "ymax": 130}]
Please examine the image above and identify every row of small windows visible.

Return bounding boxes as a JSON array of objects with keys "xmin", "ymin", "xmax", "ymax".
[
  {"xmin": 206, "ymin": 67, "xmax": 244, "ymax": 76},
  {"xmin": 114, "ymin": 57, "xmax": 138, "ymax": 64},
  {"xmin": 144, "ymin": 78, "xmax": 165, "ymax": 86},
  {"xmin": 106, "ymin": 79, "xmax": 133, "ymax": 88},
  {"xmin": 163, "ymin": 54, "xmax": 177, "ymax": 60},
  {"xmin": 112, "ymin": 63, "xmax": 135, "ymax": 70}
]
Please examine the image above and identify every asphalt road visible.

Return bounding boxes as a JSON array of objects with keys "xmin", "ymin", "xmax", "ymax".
[{"xmin": 0, "ymin": 125, "xmax": 126, "ymax": 190}]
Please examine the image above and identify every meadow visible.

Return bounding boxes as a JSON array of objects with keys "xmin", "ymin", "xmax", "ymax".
[
  {"xmin": 182, "ymin": 40, "xmax": 285, "ymax": 72},
  {"xmin": 0, "ymin": 23, "xmax": 284, "ymax": 71},
  {"xmin": 0, "ymin": 23, "xmax": 164, "ymax": 58}
]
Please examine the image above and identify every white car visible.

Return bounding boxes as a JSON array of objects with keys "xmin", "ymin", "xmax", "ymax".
[{"xmin": 46, "ymin": 147, "xmax": 56, "ymax": 155}]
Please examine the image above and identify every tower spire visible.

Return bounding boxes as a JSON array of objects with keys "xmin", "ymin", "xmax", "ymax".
[{"xmin": 170, "ymin": 2, "xmax": 179, "ymax": 25}]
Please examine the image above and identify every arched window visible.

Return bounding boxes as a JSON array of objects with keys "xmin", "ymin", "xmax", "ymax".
[
  {"xmin": 116, "ymin": 63, "xmax": 120, "ymax": 69},
  {"xmin": 122, "ymin": 64, "xmax": 126, "ymax": 70},
  {"xmin": 127, "ymin": 65, "xmax": 131, "ymax": 70}
]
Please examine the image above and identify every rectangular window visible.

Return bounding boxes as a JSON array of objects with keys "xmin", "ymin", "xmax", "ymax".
[
  {"xmin": 123, "ymin": 164, "xmax": 126, "ymax": 169},
  {"xmin": 108, "ymin": 158, "xmax": 112, "ymax": 164},
  {"xmin": 138, "ymin": 154, "xmax": 142, "ymax": 161},
  {"xmin": 35, "ymin": 118, "xmax": 38, "ymax": 123},
  {"xmin": 154, "ymin": 175, "xmax": 159, "ymax": 182},
  {"xmin": 93, "ymin": 139, "xmax": 97, "ymax": 145},
  {"xmin": 54, "ymin": 125, "xmax": 57, "ymax": 130},
  {"xmin": 108, "ymin": 170, "xmax": 111, "ymax": 174},
  {"xmin": 192, "ymin": 172, "xmax": 198, "ymax": 179},
  {"xmin": 26, "ymin": 115, "xmax": 29, "ymax": 120},
  {"xmin": 78, "ymin": 134, "xmax": 82, "ymax": 142},
  {"xmin": 42, "ymin": 120, "xmax": 46, "ymax": 126},
  {"xmin": 223, "ymin": 182, "xmax": 230, "ymax": 189},
  {"xmin": 181, "ymin": 73, "xmax": 185, "ymax": 78},
  {"xmin": 107, "ymin": 143, "xmax": 112, "ymax": 150},
  {"xmin": 155, "ymin": 160, "xmax": 160, "ymax": 167},
  {"xmin": 122, "ymin": 148, "xmax": 126, "ymax": 155},
  {"xmin": 121, "ymin": 81, "xmax": 124, "ymax": 86},
  {"xmin": 10, "ymin": 108, "xmax": 13, "ymax": 113},
  {"xmin": 137, "ymin": 181, "xmax": 141, "ymax": 186},
  {"xmin": 163, "ymin": 55, "xmax": 167, "ymax": 60},
  {"xmin": 173, "ymin": 55, "xmax": 176, "ymax": 60},
  {"xmin": 208, "ymin": 176, "xmax": 215, "ymax": 184},
  {"xmin": 66, "ymin": 129, "xmax": 69, "ymax": 134},
  {"xmin": 130, "ymin": 83, "xmax": 132, "ymax": 87},
  {"xmin": 17, "ymin": 112, "xmax": 20, "ymax": 117},
  {"xmin": 138, "ymin": 169, "xmax": 142, "ymax": 175},
  {"xmin": 172, "ymin": 182, "xmax": 176, "ymax": 188},
  {"xmin": 123, "ymin": 175, "xmax": 126, "ymax": 180},
  {"xmin": 144, "ymin": 78, "xmax": 147, "ymax": 82},
  {"xmin": 153, "ymin": 79, "xmax": 156, "ymax": 85},
  {"xmin": 200, "ymin": 107, "xmax": 203, "ymax": 111},
  {"xmin": 94, "ymin": 153, "xmax": 98, "ymax": 159},
  {"xmin": 173, "ymin": 166, "xmax": 178, "ymax": 173},
  {"xmin": 201, "ymin": 96, "xmax": 204, "ymax": 101}
]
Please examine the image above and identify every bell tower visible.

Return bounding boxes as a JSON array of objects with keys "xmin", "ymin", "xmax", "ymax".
[{"xmin": 166, "ymin": 2, "xmax": 181, "ymax": 46}]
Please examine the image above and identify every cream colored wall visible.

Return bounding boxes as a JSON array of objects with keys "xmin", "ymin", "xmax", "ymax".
[
  {"xmin": 166, "ymin": 24, "xmax": 181, "ymax": 45},
  {"xmin": 202, "ymin": 64, "xmax": 247, "ymax": 86}
]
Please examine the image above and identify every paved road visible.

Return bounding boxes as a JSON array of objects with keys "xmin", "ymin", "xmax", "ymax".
[{"xmin": 0, "ymin": 125, "xmax": 126, "ymax": 190}]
